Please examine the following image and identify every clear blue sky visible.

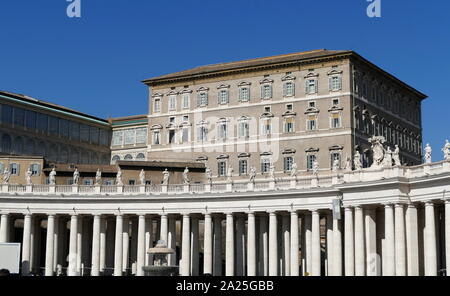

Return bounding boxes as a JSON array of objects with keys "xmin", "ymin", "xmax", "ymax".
[{"xmin": 1, "ymin": 0, "xmax": 449, "ymax": 159}]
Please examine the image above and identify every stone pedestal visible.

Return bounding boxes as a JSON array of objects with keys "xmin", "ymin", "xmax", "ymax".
[
  {"xmin": 139, "ymin": 185, "xmax": 146, "ymax": 194},
  {"xmin": 183, "ymin": 184, "xmax": 190, "ymax": 193},
  {"xmin": 269, "ymin": 180, "xmax": 275, "ymax": 190},
  {"xmin": 117, "ymin": 186, "xmax": 124, "ymax": 194},
  {"xmin": 290, "ymin": 179, "xmax": 297, "ymax": 189},
  {"xmin": 95, "ymin": 185, "xmax": 101, "ymax": 194},
  {"xmin": 226, "ymin": 183, "xmax": 233, "ymax": 192},
  {"xmin": 311, "ymin": 178, "xmax": 318, "ymax": 188},
  {"xmin": 72, "ymin": 185, "xmax": 79, "ymax": 194},
  {"xmin": 49, "ymin": 185, "xmax": 56, "ymax": 194},
  {"xmin": 162, "ymin": 185, "xmax": 168, "ymax": 194},
  {"xmin": 205, "ymin": 183, "xmax": 211, "ymax": 193},
  {"xmin": 247, "ymin": 182, "xmax": 254, "ymax": 191},
  {"xmin": 26, "ymin": 185, "xmax": 32, "ymax": 193}
]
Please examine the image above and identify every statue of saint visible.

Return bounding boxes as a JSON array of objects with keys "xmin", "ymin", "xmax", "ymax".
[
  {"xmin": 139, "ymin": 169, "xmax": 145, "ymax": 185},
  {"xmin": 183, "ymin": 167, "xmax": 190, "ymax": 185},
  {"xmin": 370, "ymin": 136, "xmax": 385, "ymax": 168},
  {"xmin": 442, "ymin": 140, "xmax": 450, "ymax": 161},
  {"xmin": 2, "ymin": 168, "xmax": 11, "ymax": 185},
  {"xmin": 26, "ymin": 168, "xmax": 33, "ymax": 185},
  {"xmin": 73, "ymin": 169, "xmax": 80, "ymax": 185},
  {"xmin": 116, "ymin": 168, "xmax": 123, "ymax": 186},
  {"xmin": 290, "ymin": 162, "xmax": 298, "ymax": 177},
  {"xmin": 312, "ymin": 159, "xmax": 319, "ymax": 177},
  {"xmin": 383, "ymin": 147, "xmax": 393, "ymax": 168},
  {"xmin": 332, "ymin": 158, "xmax": 340, "ymax": 172},
  {"xmin": 269, "ymin": 163, "xmax": 275, "ymax": 179},
  {"xmin": 354, "ymin": 151, "xmax": 362, "ymax": 170},
  {"xmin": 95, "ymin": 169, "xmax": 102, "ymax": 185},
  {"xmin": 205, "ymin": 167, "xmax": 212, "ymax": 184},
  {"xmin": 249, "ymin": 167, "xmax": 256, "ymax": 183},
  {"xmin": 424, "ymin": 143, "xmax": 432, "ymax": 164},
  {"xmin": 162, "ymin": 169, "xmax": 170, "ymax": 185},
  {"xmin": 49, "ymin": 168, "xmax": 57, "ymax": 185},
  {"xmin": 344, "ymin": 156, "xmax": 352, "ymax": 172},
  {"xmin": 227, "ymin": 166, "xmax": 234, "ymax": 183},
  {"xmin": 392, "ymin": 145, "xmax": 401, "ymax": 166}
]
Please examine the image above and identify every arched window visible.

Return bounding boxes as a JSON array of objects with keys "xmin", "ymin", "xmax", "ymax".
[
  {"xmin": 111, "ymin": 155, "xmax": 120, "ymax": 164},
  {"xmin": 124, "ymin": 154, "xmax": 133, "ymax": 160},
  {"xmin": 136, "ymin": 153, "xmax": 145, "ymax": 160},
  {"xmin": 1, "ymin": 134, "xmax": 12, "ymax": 153}
]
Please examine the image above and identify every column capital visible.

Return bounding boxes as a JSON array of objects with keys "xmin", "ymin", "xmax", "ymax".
[
  {"xmin": 383, "ymin": 203, "xmax": 394, "ymax": 208},
  {"xmin": 344, "ymin": 206, "xmax": 353, "ymax": 212},
  {"xmin": 246, "ymin": 211, "xmax": 255, "ymax": 216},
  {"xmin": 424, "ymin": 200, "xmax": 435, "ymax": 206},
  {"xmin": 266, "ymin": 210, "xmax": 277, "ymax": 215},
  {"xmin": 394, "ymin": 203, "xmax": 406, "ymax": 209}
]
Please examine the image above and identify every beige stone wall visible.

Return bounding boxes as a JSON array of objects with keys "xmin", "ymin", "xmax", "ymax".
[{"xmin": 0, "ymin": 156, "xmax": 45, "ymax": 185}]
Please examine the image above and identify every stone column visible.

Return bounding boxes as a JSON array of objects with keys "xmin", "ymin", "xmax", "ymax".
[
  {"xmin": 67, "ymin": 215, "xmax": 78, "ymax": 276},
  {"xmin": 160, "ymin": 214, "xmax": 168, "ymax": 244},
  {"xmin": 384, "ymin": 204, "xmax": 395, "ymax": 276},
  {"xmin": 268, "ymin": 211, "xmax": 278, "ymax": 276},
  {"xmin": 136, "ymin": 215, "xmax": 146, "ymax": 276},
  {"xmin": 91, "ymin": 215, "xmax": 101, "ymax": 276},
  {"xmin": 405, "ymin": 203, "xmax": 419, "ymax": 276},
  {"xmin": 365, "ymin": 208, "xmax": 378, "ymax": 276},
  {"xmin": 191, "ymin": 217, "xmax": 199, "ymax": 276},
  {"xmin": 290, "ymin": 211, "xmax": 299, "ymax": 276},
  {"xmin": 76, "ymin": 216, "xmax": 83, "ymax": 275},
  {"xmin": 311, "ymin": 210, "xmax": 321, "ymax": 276},
  {"xmin": 326, "ymin": 212, "xmax": 333, "ymax": 275},
  {"xmin": 344, "ymin": 207, "xmax": 355, "ymax": 276},
  {"xmin": 333, "ymin": 217, "xmax": 342, "ymax": 276},
  {"xmin": 247, "ymin": 212, "xmax": 256, "ymax": 276},
  {"xmin": 304, "ymin": 212, "xmax": 312, "ymax": 275},
  {"xmin": 203, "ymin": 213, "xmax": 213, "ymax": 275},
  {"xmin": 114, "ymin": 215, "xmax": 123, "ymax": 276},
  {"xmin": 130, "ymin": 218, "xmax": 138, "ymax": 275},
  {"xmin": 282, "ymin": 214, "xmax": 290, "ymax": 276},
  {"xmin": 236, "ymin": 216, "xmax": 245, "ymax": 276},
  {"xmin": 122, "ymin": 218, "xmax": 129, "ymax": 274},
  {"xmin": 144, "ymin": 217, "xmax": 153, "ymax": 266},
  {"xmin": 181, "ymin": 214, "xmax": 191, "ymax": 276},
  {"xmin": 395, "ymin": 204, "xmax": 406, "ymax": 276},
  {"xmin": 354, "ymin": 206, "xmax": 365, "ymax": 276},
  {"xmin": 106, "ymin": 218, "xmax": 116, "ymax": 273},
  {"xmin": 45, "ymin": 215, "xmax": 55, "ymax": 276},
  {"xmin": 168, "ymin": 217, "xmax": 177, "ymax": 266},
  {"xmin": 21, "ymin": 214, "xmax": 32, "ymax": 276},
  {"xmin": 446, "ymin": 200, "xmax": 450, "ymax": 277},
  {"xmin": 99, "ymin": 217, "xmax": 106, "ymax": 274},
  {"xmin": 424, "ymin": 202, "xmax": 437, "ymax": 276},
  {"xmin": 213, "ymin": 215, "xmax": 222, "ymax": 276},
  {"xmin": 259, "ymin": 214, "xmax": 269, "ymax": 276},
  {"xmin": 0, "ymin": 214, "xmax": 10, "ymax": 242},
  {"xmin": 52, "ymin": 216, "xmax": 59, "ymax": 273},
  {"xmin": 225, "ymin": 213, "xmax": 235, "ymax": 276}
]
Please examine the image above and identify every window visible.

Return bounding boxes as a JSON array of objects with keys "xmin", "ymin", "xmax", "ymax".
[
  {"xmin": 239, "ymin": 160, "xmax": 248, "ymax": 176},
  {"xmin": 104, "ymin": 180, "xmax": 114, "ymax": 186},
  {"xmin": 284, "ymin": 117, "xmax": 294, "ymax": 133},
  {"xmin": 136, "ymin": 128, "xmax": 147, "ymax": 144},
  {"xmin": 329, "ymin": 76, "xmax": 342, "ymax": 91},
  {"xmin": 308, "ymin": 101, "xmax": 316, "ymax": 108},
  {"xmin": 261, "ymin": 119, "xmax": 271, "ymax": 135},
  {"xmin": 48, "ymin": 116, "xmax": 59, "ymax": 135},
  {"xmin": 1, "ymin": 105, "xmax": 13, "ymax": 124},
  {"xmin": 124, "ymin": 129, "xmax": 135, "ymax": 145},
  {"xmin": 264, "ymin": 106, "xmax": 271, "ymax": 113},
  {"xmin": 284, "ymin": 156, "xmax": 293, "ymax": 172},
  {"xmin": 168, "ymin": 130, "xmax": 176, "ymax": 144},
  {"xmin": 0, "ymin": 163, "xmax": 3, "ymax": 174},
  {"xmin": 10, "ymin": 163, "xmax": 19, "ymax": 175},
  {"xmin": 307, "ymin": 154, "xmax": 317, "ymax": 171},
  {"xmin": 181, "ymin": 127, "xmax": 189, "ymax": 143},
  {"xmin": 13, "ymin": 107, "xmax": 25, "ymax": 127},
  {"xmin": 124, "ymin": 154, "xmax": 133, "ymax": 160},
  {"xmin": 70, "ymin": 121, "xmax": 80, "ymax": 141},
  {"xmin": 330, "ymin": 153, "xmax": 341, "ymax": 169},
  {"xmin": 197, "ymin": 92, "xmax": 208, "ymax": 106},
  {"xmin": 83, "ymin": 180, "xmax": 93, "ymax": 186},
  {"xmin": 261, "ymin": 85, "xmax": 272, "ymax": 99},
  {"xmin": 197, "ymin": 125, "xmax": 208, "ymax": 142},
  {"xmin": 332, "ymin": 99, "xmax": 339, "ymax": 107},
  {"xmin": 307, "ymin": 115, "xmax": 317, "ymax": 131},
  {"xmin": 154, "ymin": 98, "xmax": 161, "ymax": 113},
  {"xmin": 111, "ymin": 155, "xmax": 120, "ymax": 164},
  {"xmin": 80, "ymin": 124, "xmax": 90, "ymax": 142},
  {"xmin": 25, "ymin": 110, "xmax": 37, "ymax": 130},
  {"xmin": 260, "ymin": 158, "xmax": 270, "ymax": 173},
  {"xmin": 218, "ymin": 89, "xmax": 229, "ymax": 104},
  {"xmin": 182, "ymin": 115, "xmax": 189, "ymax": 122},
  {"xmin": 169, "ymin": 96, "xmax": 177, "ymax": 111},
  {"xmin": 128, "ymin": 180, "xmax": 136, "ymax": 185},
  {"xmin": 153, "ymin": 131, "xmax": 160, "ymax": 145},
  {"xmin": 182, "ymin": 94, "xmax": 190, "ymax": 109},
  {"xmin": 112, "ymin": 130, "xmax": 124, "ymax": 146},
  {"xmin": 218, "ymin": 122, "xmax": 227, "ymax": 140},
  {"xmin": 306, "ymin": 79, "xmax": 318, "ymax": 94},
  {"xmin": 286, "ymin": 104, "xmax": 293, "ymax": 111},
  {"xmin": 169, "ymin": 117, "xmax": 175, "ymax": 124},
  {"xmin": 331, "ymin": 113, "xmax": 341, "ymax": 128},
  {"xmin": 283, "ymin": 82, "xmax": 295, "ymax": 97},
  {"xmin": 30, "ymin": 164, "xmax": 40, "ymax": 176},
  {"xmin": 239, "ymin": 87, "xmax": 250, "ymax": 102},
  {"xmin": 136, "ymin": 153, "xmax": 145, "ymax": 160},
  {"xmin": 238, "ymin": 121, "xmax": 249, "ymax": 138},
  {"xmin": 90, "ymin": 127, "xmax": 99, "ymax": 145},
  {"xmin": 218, "ymin": 161, "xmax": 227, "ymax": 177}
]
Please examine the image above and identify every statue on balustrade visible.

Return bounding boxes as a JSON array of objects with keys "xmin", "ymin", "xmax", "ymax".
[
  {"xmin": 370, "ymin": 136, "xmax": 386, "ymax": 169},
  {"xmin": 116, "ymin": 168, "xmax": 123, "ymax": 186},
  {"xmin": 354, "ymin": 150, "xmax": 362, "ymax": 170},
  {"xmin": 442, "ymin": 140, "xmax": 450, "ymax": 161},
  {"xmin": 290, "ymin": 162, "xmax": 298, "ymax": 178},
  {"xmin": 227, "ymin": 166, "xmax": 234, "ymax": 183},
  {"xmin": 392, "ymin": 145, "xmax": 401, "ymax": 166},
  {"xmin": 2, "ymin": 168, "xmax": 11, "ymax": 185},
  {"xmin": 249, "ymin": 167, "xmax": 256, "ymax": 183},
  {"xmin": 139, "ymin": 169, "xmax": 145, "ymax": 185},
  {"xmin": 183, "ymin": 167, "xmax": 190, "ymax": 185},
  {"xmin": 95, "ymin": 169, "xmax": 102, "ymax": 185},
  {"xmin": 49, "ymin": 168, "xmax": 56, "ymax": 185},
  {"xmin": 424, "ymin": 143, "xmax": 432, "ymax": 164},
  {"xmin": 269, "ymin": 163, "xmax": 275, "ymax": 180},
  {"xmin": 344, "ymin": 155, "xmax": 352, "ymax": 172},
  {"xmin": 73, "ymin": 169, "xmax": 80, "ymax": 185},
  {"xmin": 205, "ymin": 167, "xmax": 212, "ymax": 184},
  {"xmin": 26, "ymin": 168, "xmax": 33, "ymax": 185},
  {"xmin": 383, "ymin": 147, "xmax": 393, "ymax": 168},
  {"xmin": 332, "ymin": 158, "xmax": 340, "ymax": 172},
  {"xmin": 162, "ymin": 169, "xmax": 170, "ymax": 185},
  {"xmin": 312, "ymin": 159, "xmax": 319, "ymax": 177}
]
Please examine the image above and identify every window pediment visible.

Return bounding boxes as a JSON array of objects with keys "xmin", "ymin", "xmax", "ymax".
[
  {"xmin": 197, "ymin": 120, "xmax": 209, "ymax": 126},
  {"xmin": 282, "ymin": 148, "xmax": 296, "ymax": 154},
  {"xmin": 327, "ymin": 69, "xmax": 343, "ymax": 76},
  {"xmin": 196, "ymin": 86, "xmax": 210, "ymax": 92},
  {"xmin": 238, "ymin": 152, "xmax": 251, "ymax": 158},
  {"xmin": 260, "ymin": 112, "xmax": 274, "ymax": 118},
  {"xmin": 151, "ymin": 124, "xmax": 163, "ymax": 130},
  {"xmin": 282, "ymin": 111, "xmax": 297, "ymax": 117},
  {"xmin": 217, "ymin": 84, "xmax": 230, "ymax": 89},
  {"xmin": 166, "ymin": 90, "xmax": 179, "ymax": 96},
  {"xmin": 152, "ymin": 92, "xmax": 164, "ymax": 98},
  {"xmin": 328, "ymin": 106, "xmax": 343, "ymax": 112},
  {"xmin": 196, "ymin": 156, "xmax": 208, "ymax": 162},
  {"xmin": 281, "ymin": 74, "xmax": 296, "ymax": 81},
  {"xmin": 260, "ymin": 78, "xmax": 274, "ymax": 84},
  {"xmin": 180, "ymin": 89, "xmax": 193, "ymax": 94},
  {"xmin": 238, "ymin": 116, "xmax": 250, "ymax": 121},
  {"xmin": 178, "ymin": 122, "xmax": 192, "ymax": 128},
  {"xmin": 329, "ymin": 145, "xmax": 343, "ymax": 151},
  {"xmin": 260, "ymin": 152, "xmax": 273, "ymax": 156},
  {"xmin": 305, "ymin": 147, "xmax": 319, "ymax": 153},
  {"xmin": 238, "ymin": 81, "xmax": 251, "ymax": 87},
  {"xmin": 166, "ymin": 123, "xmax": 177, "ymax": 129},
  {"xmin": 304, "ymin": 72, "xmax": 319, "ymax": 79},
  {"xmin": 305, "ymin": 107, "xmax": 319, "ymax": 114},
  {"xmin": 217, "ymin": 154, "xmax": 229, "ymax": 160}
]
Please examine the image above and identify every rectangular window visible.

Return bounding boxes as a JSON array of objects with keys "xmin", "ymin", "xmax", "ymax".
[
  {"xmin": 153, "ymin": 131, "xmax": 160, "ymax": 145},
  {"xmin": 218, "ymin": 123, "xmax": 227, "ymax": 140},
  {"xmin": 112, "ymin": 130, "xmax": 124, "ymax": 146},
  {"xmin": 59, "ymin": 119, "xmax": 69, "ymax": 138},
  {"xmin": 80, "ymin": 124, "xmax": 90, "ymax": 142},
  {"xmin": 218, "ymin": 89, "xmax": 229, "ymax": 104},
  {"xmin": 90, "ymin": 126, "xmax": 99, "ymax": 145},
  {"xmin": 260, "ymin": 158, "xmax": 270, "ymax": 173},
  {"xmin": 331, "ymin": 153, "xmax": 341, "ymax": 169},
  {"xmin": 239, "ymin": 160, "xmax": 248, "ymax": 176},
  {"xmin": 284, "ymin": 157, "xmax": 293, "ymax": 172},
  {"xmin": 182, "ymin": 94, "xmax": 190, "ymax": 109},
  {"xmin": 283, "ymin": 82, "xmax": 295, "ymax": 97},
  {"xmin": 99, "ymin": 129, "xmax": 109, "ymax": 146},
  {"xmin": 182, "ymin": 128, "xmax": 189, "ymax": 143},
  {"xmin": 136, "ymin": 128, "xmax": 147, "ymax": 144},
  {"xmin": 286, "ymin": 104, "xmax": 293, "ymax": 111},
  {"xmin": 197, "ymin": 126, "xmax": 208, "ymax": 142},
  {"xmin": 261, "ymin": 119, "xmax": 271, "ymax": 135},
  {"xmin": 169, "ymin": 96, "xmax": 176, "ymax": 111},
  {"xmin": 83, "ymin": 179, "xmax": 93, "ymax": 186},
  {"xmin": 25, "ymin": 110, "xmax": 37, "ymax": 130},
  {"xmin": 197, "ymin": 92, "xmax": 208, "ymax": 106},
  {"xmin": 307, "ymin": 154, "xmax": 316, "ymax": 170},
  {"xmin": 13, "ymin": 107, "xmax": 25, "ymax": 127},
  {"xmin": 30, "ymin": 164, "xmax": 40, "ymax": 176},
  {"xmin": 1, "ymin": 105, "xmax": 13, "ymax": 124},
  {"xmin": 168, "ymin": 130, "xmax": 176, "ymax": 144},
  {"xmin": 70, "ymin": 121, "xmax": 80, "ymax": 141},
  {"xmin": 128, "ymin": 180, "xmax": 136, "ymax": 185},
  {"xmin": 285, "ymin": 118, "xmax": 294, "ymax": 133},
  {"xmin": 10, "ymin": 163, "xmax": 19, "ymax": 175},
  {"xmin": 154, "ymin": 99, "xmax": 161, "ymax": 113},
  {"xmin": 124, "ymin": 129, "xmax": 136, "ymax": 145},
  {"xmin": 261, "ymin": 85, "xmax": 272, "ymax": 99},
  {"xmin": 306, "ymin": 79, "xmax": 317, "ymax": 94},
  {"xmin": 239, "ymin": 87, "xmax": 250, "ymax": 102},
  {"xmin": 307, "ymin": 115, "xmax": 317, "ymax": 131},
  {"xmin": 48, "ymin": 116, "xmax": 59, "ymax": 135},
  {"xmin": 218, "ymin": 161, "xmax": 226, "ymax": 177},
  {"xmin": 238, "ymin": 121, "xmax": 249, "ymax": 138},
  {"xmin": 331, "ymin": 113, "xmax": 341, "ymax": 128},
  {"xmin": 329, "ymin": 76, "xmax": 342, "ymax": 91}
]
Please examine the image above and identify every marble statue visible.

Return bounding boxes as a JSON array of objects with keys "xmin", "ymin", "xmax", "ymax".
[
  {"xmin": 49, "ymin": 168, "xmax": 56, "ymax": 185},
  {"xmin": 139, "ymin": 169, "xmax": 145, "ymax": 185},
  {"xmin": 162, "ymin": 169, "xmax": 170, "ymax": 185},
  {"xmin": 269, "ymin": 163, "xmax": 275, "ymax": 179},
  {"xmin": 290, "ymin": 162, "xmax": 298, "ymax": 178},
  {"xmin": 383, "ymin": 147, "xmax": 393, "ymax": 168},
  {"xmin": 332, "ymin": 158, "xmax": 340, "ymax": 172},
  {"xmin": 95, "ymin": 169, "xmax": 102, "ymax": 185},
  {"xmin": 424, "ymin": 143, "xmax": 432, "ymax": 164},
  {"xmin": 205, "ymin": 167, "xmax": 212, "ymax": 184},
  {"xmin": 183, "ymin": 167, "xmax": 190, "ymax": 185},
  {"xmin": 344, "ymin": 156, "xmax": 352, "ymax": 172},
  {"xmin": 73, "ymin": 169, "xmax": 80, "ymax": 185},
  {"xmin": 2, "ymin": 168, "xmax": 11, "ymax": 185},
  {"xmin": 370, "ymin": 136, "xmax": 385, "ymax": 168},
  {"xmin": 249, "ymin": 166, "xmax": 256, "ymax": 183},
  {"xmin": 312, "ymin": 159, "xmax": 319, "ymax": 177},
  {"xmin": 392, "ymin": 145, "xmax": 401, "ymax": 166},
  {"xmin": 26, "ymin": 168, "xmax": 33, "ymax": 185},
  {"xmin": 227, "ymin": 166, "xmax": 234, "ymax": 183},
  {"xmin": 116, "ymin": 168, "xmax": 123, "ymax": 186},
  {"xmin": 442, "ymin": 140, "xmax": 450, "ymax": 161},
  {"xmin": 354, "ymin": 150, "xmax": 362, "ymax": 170}
]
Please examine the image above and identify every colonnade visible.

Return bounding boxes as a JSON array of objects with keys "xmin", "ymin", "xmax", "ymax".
[{"xmin": 0, "ymin": 200, "xmax": 449, "ymax": 276}]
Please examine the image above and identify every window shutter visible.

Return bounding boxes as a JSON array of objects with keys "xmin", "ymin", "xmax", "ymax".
[
  {"xmin": 292, "ymin": 83, "xmax": 295, "ymax": 96},
  {"xmin": 269, "ymin": 85, "xmax": 273, "ymax": 98},
  {"xmin": 315, "ymin": 80, "xmax": 318, "ymax": 93},
  {"xmin": 217, "ymin": 91, "xmax": 221, "ymax": 104},
  {"xmin": 338, "ymin": 77, "xmax": 342, "ymax": 90},
  {"xmin": 260, "ymin": 85, "xmax": 264, "ymax": 99},
  {"xmin": 205, "ymin": 93, "xmax": 208, "ymax": 105},
  {"xmin": 37, "ymin": 164, "xmax": 41, "ymax": 176},
  {"xmin": 17, "ymin": 163, "xmax": 20, "ymax": 175},
  {"xmin": 329, "ymin": 77, "xmax": 333, "ymax": 91},
  {"xmin": 225, "ymin": 91, "xmax": 229, "ymax": 104},
  {"xmin": 305, "ymin": 80, "xmax": 309, "ymax": 93},
  {"xmin": 197, "ymin": 93, "xmax": 201, "ymax": 106},
  {"xmin": 283, "ymin": 83, "xmax": 287, "ymax": 97},
  {"xmin": 247, "ymin": 88, "xmax": 251, "ymax": 102}
]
